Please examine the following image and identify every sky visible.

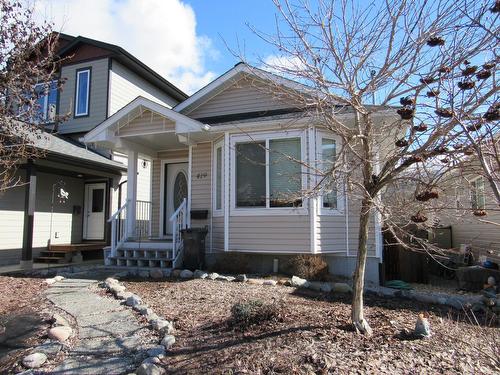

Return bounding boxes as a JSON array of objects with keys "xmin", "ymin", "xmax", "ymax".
[{"xmin": 33, "ymin": 0, "xmax": 282, "ymax": 94}]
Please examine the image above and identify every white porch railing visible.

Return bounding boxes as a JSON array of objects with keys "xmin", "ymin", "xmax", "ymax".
[
  {"xmin": 170, "ymin": 198, "xmax": 187, "ymax": 265},
  {"xmin": 136, "ymin": 200, "xmax": 152, "ymax": 239},
  {"xmin": 109, "ymin": 201, "xmax": 128, "ymax": 256}
]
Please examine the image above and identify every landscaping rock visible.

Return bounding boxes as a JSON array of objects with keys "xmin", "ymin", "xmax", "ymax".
[
  {"xmin": 146, "ymin": 345, "xmax": 166, "ymax": 357},
  {"xmin": 180, "ymin": 270, "xmax": 194, "ymax": 279},
  {"xmin": 51, "ymin": 313, "xmax": 70, "ymax": 327},
  {"xmin": 151, "ymin": 319, "xmax": 174, "ymax": 334},
  {"xmin": 110, "ymin": 284, "xmax": 127, "ymax": 294},
  {"xmin": 33, "ymin": 340, "xmax": 63, "ymax": 356},
  {"xmin": 194, "ymin": 270, "xmax": 208, "ymax": 279},
  {"xmin": 136, "ymin": 362, "xmax": 165, "ymax": 375},
  {"xmin": 487, "ymin": 276, "xmax": 496, "ymax": 286},
  {"xmin": 332, "ymin": 283, "xmax": 352, "ymax": 293},
  {"xmin": 136, "ymin": 305, "xmax": 154, "ymax": 316},
  {"xmin": 105, "ymin": 277, "xmax": 119, "ymax": 287},
  {"xmin": 172, "ymin": 269, "xmax": 182, "ymax": 278},
  {"xmin": 53, "ymin": 276, "xmax": 65, "ymax": 282},
  {"xmin": 320, "ymin": 283, "xmax": 333, "ymax": 293},
  {"xmin": 216, "ymin": 275, "xmax": 235, "ymax": 282},
  {"xmin": 236, "ymin": 274, "xmax": 248, "ymax": 282},
  {"xmin": 207, "ymin": 272, "xmax": 219, "ymax": 280},
  {"xmin": 146, "ymin": 313, "xmax": 160, "ymax": 323},
  {"xmin": 116, "ymin": 291, "xmax": 134, "ymax": 300},
  {"xmin": 125, "ymin": 295, "xmax": 142, "ymax": 307},
  {"xmin": 263, "ymin": 280, "xmax": 277, "ymax": 286},
  {"xmin": 247, "ymin": 278, "xmax": 263, "ymax": 285},
  {"xmin": 291, "ymin": 276, "xmax": 310, "ymax": 288},
  {"xmin": 161, "ymin": 335, "xmax": 175, "ymax": 349},
  {"xmin": 48, "ymin": 326, "xmax": 72, "ymax": 342},
  {"xmin": 22, "ymin": 353, "xmax": 47, "ymax": 368},
  {"xmin": 150, "ymin": 269, "xmax": 163, "ymax": 279},
  {"xmin": 414, "ymin": 314, "xmax": 431, "ymax": 338},
  {"xmin": 162, "ymin": 269, "xmax": 172, "ymax": 278},
  {"xmin": 45, "ymin": 278, "xmax": 56, "ymax": 285}
]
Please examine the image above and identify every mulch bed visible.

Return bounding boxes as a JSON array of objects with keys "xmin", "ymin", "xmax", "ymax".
[
  {"xmin": 0, "ymin": 276, "xmax": 49, "ymax": 373},
  {"xmin": 126, "ymin": 279, "xmax": 500, "ymax": 374}
]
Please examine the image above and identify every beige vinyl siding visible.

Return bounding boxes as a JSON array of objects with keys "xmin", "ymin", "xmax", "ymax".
[
  {"xmin": 109, "ymin": 60, "xmax": 178, "ymax": 115},
  {"xmin": 58, "ymin": 58, "xmax": 109, "ymax": 134},
  {"xmin": 150, "ymin": 149, "xmax": 189, "ymax": 237},
  {"xmin": 316, "ymin": 198, "xmax": 377, "ymax": 257},
  {"xmin": 190, "ymin": 142, "xmax": 212, "ymax": 250},
  {"xmin": 212, "ymin": 216, "xmax": 224, "ymax": 252},
  {"xmin": 187, "ymin": 76, "xmax": 293, "ymax": 119},
  {"xmin": 449, "ymin": 180, "xmax": 500, "ymax": 253},
  {"xmin": 115, "ymin": 111, "xmax": 175, "ymax": 137},
  {"xmin": 229, "ymin": 215, "xmax": 310, "ymax": 252}
]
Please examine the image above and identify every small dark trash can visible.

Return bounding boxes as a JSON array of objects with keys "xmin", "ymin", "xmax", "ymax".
[{"xmin": 181, "ymin": 227, "xmax": 208, "ymax": 270}]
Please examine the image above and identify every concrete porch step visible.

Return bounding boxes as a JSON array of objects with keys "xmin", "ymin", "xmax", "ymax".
[{"xmin": 35, "ymin": 256, "xmax": 67, "ymax": 264}]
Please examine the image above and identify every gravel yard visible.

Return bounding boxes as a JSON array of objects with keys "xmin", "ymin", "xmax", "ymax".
[{"xmin": 126, "ymin": 278, "xmax": 500, "ymax": 374}]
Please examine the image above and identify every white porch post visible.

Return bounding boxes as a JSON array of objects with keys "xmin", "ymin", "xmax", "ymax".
[{"xmin": 127, "ymin": 150, "xmax": 138, "ymax": 239}]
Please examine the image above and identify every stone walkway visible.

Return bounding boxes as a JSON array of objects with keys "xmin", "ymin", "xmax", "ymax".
[{"xmin": 45, "ymin": 278, "xmax": 155, "ymax": 374}]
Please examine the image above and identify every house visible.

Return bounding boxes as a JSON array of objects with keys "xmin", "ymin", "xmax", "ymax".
[
  {"xmin": 0, "ymin": 33, "xmax": 187, "ymax": 267},
  {"xmin": 83, "ymin": 63, "xmax": 387, "ymax": 283}
]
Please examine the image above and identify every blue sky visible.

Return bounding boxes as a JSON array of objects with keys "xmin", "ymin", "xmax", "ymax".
[{"xmin": 34, "ymin": 0, "xmax": 283, "ymax": 94}]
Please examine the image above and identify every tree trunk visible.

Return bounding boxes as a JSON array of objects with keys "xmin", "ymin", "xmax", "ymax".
[{"xmin": 351, "ymin": 197, "xmax": 373, "ymax": 335}]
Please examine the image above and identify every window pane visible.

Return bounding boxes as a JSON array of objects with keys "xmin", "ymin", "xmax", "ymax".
[
  {"xmin": 269, "ymin": 138, "xmax": 302, "ymax": 207},
  {"xmin": 236, "ymin": 142, "xmax": 266, "ymax": 207},
  {"xmin": 216, "ymin": 147, "xmax": 222, "ymax": 210},
  {"xmin": 92, "ymin": 188, "xmax": 104, "ymax": 212},
  {"xmin": 76, "ymin": 70, "xmax": 89, "ymax": 115},
  {"xmin": 471, "ymin": 178, "xmax": 485, "ymax": 210},
  {"xmin": 47, "ymin": 81, "xmax": 58, "ymax": 121},
  {"xmin": 322, "ymin": 138, "xmax": 337, "ymax": 209}
]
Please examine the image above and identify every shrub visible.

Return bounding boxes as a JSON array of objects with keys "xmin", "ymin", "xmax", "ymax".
[
  {"xmin": 230, "ymin": 300, "xmax": 281, "ymax": 329},
  {"xmin": 284, "ymin": 255, "xmax": 329, "ymax": 281},
  {"xmin": 209, "ymin": 252, "xmax": 252, "ymax": 274}
]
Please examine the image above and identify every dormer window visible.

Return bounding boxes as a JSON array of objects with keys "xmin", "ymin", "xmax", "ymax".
[{"xmin": 75, "ymin": 68, "xmax": 91, "ymax": 117}]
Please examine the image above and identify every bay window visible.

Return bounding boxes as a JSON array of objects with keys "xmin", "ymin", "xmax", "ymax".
[{"xmin": 234, "ymin": 133, "xmax": 304, "ymax": 210}]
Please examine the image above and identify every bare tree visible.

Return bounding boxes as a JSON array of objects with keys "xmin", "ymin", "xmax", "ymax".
[
  {"xmin": 246, "ymin": 0, "xmax": 499, "ymax": 334},
  {"xmin": 0, "ymin": 0, "xmax": 63, "ymax": 191}
]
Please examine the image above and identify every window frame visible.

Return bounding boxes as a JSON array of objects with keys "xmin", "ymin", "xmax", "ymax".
[
  {"xmin": 316, "ymin": 131, "xmax": 345, "ymax": 215},
  {"xmin": 212, "ymin": 138, "xmax": 224, "ymax": 217},
  {"xmin": 74, "ymin": 67, "xmax": 91, "ymax": 117},
  {"xmin": 470, "ymin": 176, "xmax": 486, "ymax": 210},
  {"xmin": 34, "ymin": 80, "xmax": 58, "ymax": 123},
  {"xmin": 230, "ymin": 129, "xmax": 308, "ymax": 216}
]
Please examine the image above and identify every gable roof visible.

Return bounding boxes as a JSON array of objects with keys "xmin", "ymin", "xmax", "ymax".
[
  {"xmin": 57, "ymin": 34, "xmax": 188, "ymax": 103},
  {"xmin": 83, "ymin": 96, "xmax": 206, "ymax": 144},
  {"xmin": 174, "ymin": 62, "xmax": 320, "ymax": 114}
]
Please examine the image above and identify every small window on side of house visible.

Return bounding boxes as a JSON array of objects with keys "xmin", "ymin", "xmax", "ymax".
[
  {"xmin": 75, "ymin": 68, "xmax": 90, "ymax": 117},
  {"xmin": 321, "ymin": 138, "xmax": 337, "ymax": 209},
  {"xmin": 214, "ymin": 143, "xmax": 223, "ymax": 212},
  {"xmin": 471, "ymin": 177, "xmax": 485, "ymax": 210}
]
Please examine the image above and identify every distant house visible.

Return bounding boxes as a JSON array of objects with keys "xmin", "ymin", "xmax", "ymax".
[
  {"xmin": 0, "ymin": 33, "xmax": 187, "ymax": 267},
  {"xmin": 83, "ymin": 63, "xmax": 393, "ymax": 284}
]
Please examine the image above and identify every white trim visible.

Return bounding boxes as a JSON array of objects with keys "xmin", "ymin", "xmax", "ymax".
[
  {"xmin": 187, "ymin": 145, "xmax": 193, "ymax": 227},
  {"xmin": 209, "ymin": 141, "xmax": 214, "ymax": 253},
  {"xmin": 159, "ymin": 157, "xmax": 189, "ymax": 238},
  {"xmin": 345, "ymin": 193, "xmax": 350, "ymax": 256},
  {"xmin": 223, "ymin": 132, "xmax": 230, "ymax": 251},
  {"xmin": 212, "ymin": 139, "xmax": 224, "ymax": 217},
  {"xmin": 83, "ymin": 182, "xmax": 106, "ymax": 240},
  {"xmin": 308, "ymin": 127, "xmax": 318, "ymax": 254},
  {"xmin": 83, "ymin": 96, "xmax": 206, "ymax": 143},
  {"xmin": 75, "ymin": 69, "xmax": 90, "ymax": 117},
  {"xmin": 229, "ymin": 129, "xmax": 309, "ymax": 216},
  {"xmin": 316, "ymin": 131, "xmax": 345, "ymax": 216}
]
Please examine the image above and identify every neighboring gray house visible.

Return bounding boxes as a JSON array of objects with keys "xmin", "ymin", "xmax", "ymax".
[
  {"xmin": 83, "ymin": 63, "xmax": 387, "ymax": 283},
  {"xmin": 0, "ymin": 34, "xmax": 187, "ymax": 267}
]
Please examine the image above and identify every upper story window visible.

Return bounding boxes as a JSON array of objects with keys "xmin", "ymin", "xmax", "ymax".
[
  {"xmin": 213, "ymin": 140, "xmax": 224, "ymax": 215},
  {"xmin": 34, "ymin": 81, "xmax": 58, "ymax": 123},
  {"xmin": 233, "ymin": 133, "xmax": 304, "ymax": 210},
  {"xmin": 75, "ymin": 68, "xmax": 91, "ymax": 117},
  {"xmin": 471, "ymin": 177, "xmax": 485, "ymax": 210}
]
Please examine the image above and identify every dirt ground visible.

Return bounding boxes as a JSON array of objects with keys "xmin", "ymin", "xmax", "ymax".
[
  {"xmin": 0, "ymin": 275, "xmax": 49, "ymax": 372},
  {"xmin": 126, "ymin": 279, "xmax": 500, "ymax": 375}
]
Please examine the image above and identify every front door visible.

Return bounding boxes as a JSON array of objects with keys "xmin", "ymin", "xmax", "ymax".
[
  {"xmin": 163, "ymin": 163, "xmax": 188, "ymax": 236},
  {"xmin": 83, "ymin": 182, "xmax": 106, "ymax": 240}
]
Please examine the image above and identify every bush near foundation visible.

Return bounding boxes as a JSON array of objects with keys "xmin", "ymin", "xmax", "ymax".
[
  {"xmin": 230, "ymin": 300, "xmax": 281, "ymax": 329},
  {"xmin": 284, "ymin": 255, "xmax": 329, "ymax": 281}
]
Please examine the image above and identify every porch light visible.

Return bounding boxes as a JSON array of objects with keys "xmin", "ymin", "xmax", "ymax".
[{"xmin": 202, "ymin": 124, "xmax": 211, "ymax": 131}]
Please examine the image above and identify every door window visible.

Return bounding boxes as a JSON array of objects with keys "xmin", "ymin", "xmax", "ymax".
[
  {"xmin": 173, "ymin": 171, "xmax": 187, "ymax": 209},
  {"xmin": 91, "ymin": 188, "xmax": 104, "ymax": 212}
]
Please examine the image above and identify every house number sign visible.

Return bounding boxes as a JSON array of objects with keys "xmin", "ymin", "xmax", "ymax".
[{"xmin": 196, "ymin": 172, "xmax": 208, "ymax": 179}]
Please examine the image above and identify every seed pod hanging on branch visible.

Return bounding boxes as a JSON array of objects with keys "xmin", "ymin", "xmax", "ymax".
[
  {"xmin": 490, "ymin": 0, "xmax": 500, "ymax": 13},
  {"xmin": 426, "ymin": 89, "xmax": 440, "ymax": 97},
  {"xmin": 397, "ymin": 107, "xmax": 415, "ymax": 120},
  {"xmin": 483, "ymin": 105, "xmax": 499, "ymax": 121},
  {"xmin": 466, "ymin": 123, "xmax": 482, "ymax": 132},
  {"xmin": 395, "ymin": 139, "xmax": 409, "ymax": 147},
  {"xmin": 462, "ymin": 65, "xmax": 478, "ymax": 76},
  {"xmin": 413, "ymin": 123, "xmax": 428, "ymax": 132},
  {"xmin": 438, "ymin": 66, "xmax": 452, "ymax": 74},
  {"xmin": 400, "ymin": 96, "xmax": 415, "ymax": 106},
  {"xmin": 458, "ymin": 80, "xmax": 475, "ymax": 90},
  {"xmin": 427, "ymin": 36, "xmax": 445, "ymax": 47},
  {"xmin": 476, "ymin": 69, "xmax": 492, "ymax": 80},
  {"xmin": 473, "ymin": 209, "xmax": 487, "ymax": 217},
  {"xmin": 411, "ymin": 212, "xmax": 428, "ymax": 223},
  {"xmin": 420, "ymin": 76, "xmax": 436, "ymax": 85},
  {"xmin": 435, "ymin": 108, "xmax": 454, "ymax": 118}
]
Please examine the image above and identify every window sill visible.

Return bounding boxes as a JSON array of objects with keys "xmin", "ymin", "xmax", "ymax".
[
  {"xmin": 213, "ymin": 210, "xmax": 224, "ymax": 217},
  {"xmin": 319, "ymin": 209, "xmax": 344, "ymax": 216},
  {"xmin": 230, "ymin": 208, "xmax": 309, "ymax": 216}
]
